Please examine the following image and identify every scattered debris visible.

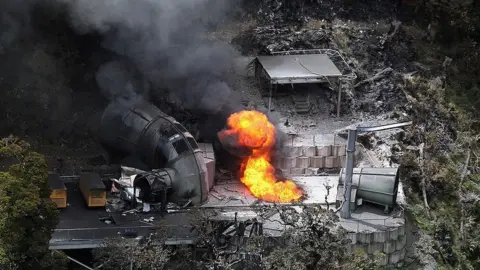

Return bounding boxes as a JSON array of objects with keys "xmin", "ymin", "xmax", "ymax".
[
  {"xmin": 142, "ymin": 217, "xmax": 155, "ymax": 223},
  {"xmin": 354, "ymin": 67, "xmax": 394, "ymax": 89}
]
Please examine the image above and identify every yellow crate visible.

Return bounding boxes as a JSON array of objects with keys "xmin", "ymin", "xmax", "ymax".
[
  {"xmin": 80, "ymin": 172, "xmax": 106, "ymax": 208},
  {"xmin": 49, "ymin": 174, "xmax": 67, "ymax": 209}
]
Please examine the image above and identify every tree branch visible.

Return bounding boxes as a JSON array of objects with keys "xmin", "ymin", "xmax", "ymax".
[
  {"xmin": 418, "ymin": 143, "xmax": 431, "ymax": 217},
  {"xmin": 458, "ymin": 149, "xmax": 471, "ymax": 242},
  {"xmin": 354, "ymin": 67, "xmax": 393, "ymax": 88}
]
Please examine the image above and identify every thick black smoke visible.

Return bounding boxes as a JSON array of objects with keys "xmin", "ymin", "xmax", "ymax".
[{"xmin": 61, "ymin": 0, "xmax": 243, "ymax": 116}]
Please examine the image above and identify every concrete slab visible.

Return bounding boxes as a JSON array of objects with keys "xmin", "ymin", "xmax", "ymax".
[
  {"xmin": 339, "ymin": 205, "xmax": 405, "ymax": 233},
  {"xmin": 51, "ymin": 182, "xmax": 197, "ymax": 249},
  {"xmin": 202, "ymin": 176, "xmax": 339, "ymax": 208}
]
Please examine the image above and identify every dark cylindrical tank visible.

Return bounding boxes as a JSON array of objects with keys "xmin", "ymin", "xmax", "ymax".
[
  {"xmin": 99, "ymin": 100, "xmax": 208, "ymax": 205},
  {"xmin": 338, "ymin": 167, "xmax": 400, "ymax": 208}
]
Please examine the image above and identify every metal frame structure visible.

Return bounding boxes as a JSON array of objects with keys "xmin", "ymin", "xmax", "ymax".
[
  {"xmin": 255, "ymin": 49, "xmax": 357, "ymax": 117},
  {"xmin": 340, "ymin": 121, "xmax": 413, "ymax": 219}
]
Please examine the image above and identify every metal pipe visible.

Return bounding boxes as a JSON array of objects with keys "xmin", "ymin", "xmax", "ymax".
[
  {"xmin": 357, "ymin": 121, "xmax": 413, "ymax": 132},
  {"xmin": 340, "ymin": 129, "xmax": 357, "ymax": 218},
  {"xmin": 55, "ymin": 251, "xmax": 94, "ymax": 270}
]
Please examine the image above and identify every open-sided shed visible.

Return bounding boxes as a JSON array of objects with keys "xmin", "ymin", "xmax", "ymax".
[{"xmin": 255, "ymin": 49, "xmax": 356, "ymax": 116}]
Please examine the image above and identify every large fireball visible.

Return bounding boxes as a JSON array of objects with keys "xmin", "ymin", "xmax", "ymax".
[{"xmin": 218, "ymin": 110, "xmax": 303, "ymax": 203}]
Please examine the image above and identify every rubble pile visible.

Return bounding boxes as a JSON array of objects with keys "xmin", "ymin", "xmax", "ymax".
[
  {"xmin": 234, "ymin": 1, "xmax": 417, "ymax": 118},
  {"xmin": 251, "ymin": 0, "xmax": 399, "ymax": 25},
  {"xmin": 235, "ymin": 26, "xmax": 332, "ymax": 54},
  {"xmin": 354, "ymin": 73, "xmax": 408, "ymax": 115}
]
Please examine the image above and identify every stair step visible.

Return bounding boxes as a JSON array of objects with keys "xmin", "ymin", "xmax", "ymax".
[
  {"xmin": 296, "ymin": 109, "xmax": 310, "ymax": 114},
  {"xmin": 292, "ymin": 97, "xmax": 308, "ymax": 102},
  {"xmin": 295, "ymin": 104, "xmax": 310, "ymax": 109},
  {"xmin": 295, "ymin": 101, "xmax": 310, "ymax": 105}
]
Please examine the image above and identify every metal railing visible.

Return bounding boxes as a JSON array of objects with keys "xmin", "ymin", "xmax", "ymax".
[
  {"xmin": 51, "ymin": 224, "xmax": 196, "ymax": 244},
  {"xmin": 339, "ymin": 206, "xmax": 405, "ymax": 233},
  {"xmin": 59, "ymin": 174, "xmax": 116, "ymax": 183},
  {"xmin": 52, "ymin": 226, "xmax": 153, "ymax": 241},
  {"xmin": 50, "ymin": 207, "xmax": 405, "ymax": 249}
]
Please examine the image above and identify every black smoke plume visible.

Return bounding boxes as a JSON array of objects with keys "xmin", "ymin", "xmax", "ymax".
[{"xmin": 61, "ymin": 0, "xmax": 242, "ymax": 116}]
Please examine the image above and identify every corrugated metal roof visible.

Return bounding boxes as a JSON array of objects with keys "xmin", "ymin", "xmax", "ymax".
[{"xmin": 256, "ymin": 54, "xmax": 342, "ymax": 83}]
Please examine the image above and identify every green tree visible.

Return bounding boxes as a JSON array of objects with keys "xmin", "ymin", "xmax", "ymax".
[
  {"xmin": 343, "ymin": 250, "xmax": 385, "ymax": 270},
  {"xmin": 260, "ymin": 205, "xmax": 350, "ymax": 270},
  {"xmin": 0, "ymin": 136, "xmax": 67, "ymax": 270},
  {"xmin": 93, "ymin": 230, "xmax": 173, "ymax": 270}
]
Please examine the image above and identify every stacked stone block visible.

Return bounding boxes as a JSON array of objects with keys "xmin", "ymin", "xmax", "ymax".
[
  {"xmin": 277, "ymin": 144, "xmax": 347, "ymax": 175},
  {"xmin": 345, "ymin": 224, "xmax": 407, "ymax": 267}
]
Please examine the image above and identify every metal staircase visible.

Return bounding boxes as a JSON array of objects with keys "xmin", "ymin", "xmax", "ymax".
[{"xmin": 292, "ymin": 93, "xmax": 310, "ymax": 114}]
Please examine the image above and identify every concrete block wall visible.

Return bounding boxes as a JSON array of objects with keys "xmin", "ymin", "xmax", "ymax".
[
  {"xmin": 198, "ymin": 143, "xmax": 215, "ymax": 189},
  {"xmin": 345, "ymin": 224, "xmax": 407, "ymax": 267},
  {"xmin": 276, "ymin": 145, "xmax": 347, "ymax": 175}
]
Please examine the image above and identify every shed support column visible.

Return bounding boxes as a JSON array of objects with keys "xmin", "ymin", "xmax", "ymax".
[
  {"xmin": 337, "ymin": 79, "xmax": 342, "ymax": 117},
  {"xmin": 268, "ymin": 83, "xmax": 273, "ymax": 114}
]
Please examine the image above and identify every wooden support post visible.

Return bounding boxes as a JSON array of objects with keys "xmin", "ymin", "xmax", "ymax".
[
  {"xmin": 268, "ymin": 83, "xmax": 273, "ymax": 113},
  {"xmin": 337, "ymin": 79, "xmax": 342, "ymax": 118}
]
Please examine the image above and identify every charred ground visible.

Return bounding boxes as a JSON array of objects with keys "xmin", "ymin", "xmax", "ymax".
[{"xmin": 1, "ymin": 0, "xmax": 479, "ymax": 268}]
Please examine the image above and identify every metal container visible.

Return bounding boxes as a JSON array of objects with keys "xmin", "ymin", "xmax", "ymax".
[
  {"xmin": 79, "ymin": 172, "xmax": 106, "ymax": 208},
  {"xmin": 338, "ymin": 167, "xmax": 400, "ymax": 208},
  {"xmin": 99, "ymin": 100, "xmax": 208, "ymax": 205},
  {"xmin": 48, "ymin": 173, "xmax": 67, "ymax": 208}
]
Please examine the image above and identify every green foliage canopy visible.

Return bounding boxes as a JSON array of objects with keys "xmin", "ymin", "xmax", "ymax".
[{"xmin": 0, "ymin": 136, "xmax": 66, "ymax": 270}]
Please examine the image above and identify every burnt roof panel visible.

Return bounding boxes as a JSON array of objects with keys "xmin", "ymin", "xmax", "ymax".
[
  {"xmin": 256, "ymin": 54, "xmax": 342, "ymax": 83},
  {"xmin": 80, "ymin": 172, "xmax": 106, "ymax": 190},
  {"xmin": 48, "ymin": 174, "xmax": 66, "ymax": 190}
]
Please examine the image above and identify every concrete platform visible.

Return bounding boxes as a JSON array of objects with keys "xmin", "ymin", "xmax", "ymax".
[
  {"xmin": 50, "ymin": 182, "xmax": 196, "ymax": 249},
  {"xmin": 202, "ymin": 175, "xmax": 339, "ymax": 208},
  {"xmin": 51, "ymin": 174, "xmax": 405, "ymax": 261}
]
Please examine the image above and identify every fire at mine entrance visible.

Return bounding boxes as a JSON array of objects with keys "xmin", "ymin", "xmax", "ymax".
[{"xmin": 218, "ymin": 110, "xmax": 304, "ymax": 203}]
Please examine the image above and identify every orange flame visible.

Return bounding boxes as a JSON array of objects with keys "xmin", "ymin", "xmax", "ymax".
[{"xmin": 220, "ymin": 110, "xmax": 303, "ymax": 203}]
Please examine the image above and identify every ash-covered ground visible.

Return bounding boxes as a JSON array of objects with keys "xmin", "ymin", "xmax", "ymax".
[
  {"xmin": 0, "ymin": 0, "xmax": 415, "ymax": 175},
  {"xmin": 2, "ymin": 1, "xmax": 443, "ymax": 267}
]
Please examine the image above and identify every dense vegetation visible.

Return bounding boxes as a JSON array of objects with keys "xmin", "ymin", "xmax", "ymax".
[
  {"xmin": 0, "ymin": 136, "xmax": 66, "ymax": 270},
  {"xmin": 93, "ymin": 206, "xmax": 382, "ymax": 270},
  {"xmin": 397, "ymin": 0, "xmax": 480, "ymax": 269}
]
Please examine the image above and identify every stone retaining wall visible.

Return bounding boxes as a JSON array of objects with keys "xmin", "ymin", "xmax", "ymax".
[
  {"xmin": 346, "ymin": 224, "xmax": 407, "ymax": 267},
  {"xmin": 276, "ymin": 144, "xmax": 357, "ymax": 175}
]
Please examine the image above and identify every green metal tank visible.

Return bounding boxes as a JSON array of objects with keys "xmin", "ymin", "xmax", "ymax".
[{"xmin": 338, "ymin": 167, "xmax": 400, "ymax": 208}]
